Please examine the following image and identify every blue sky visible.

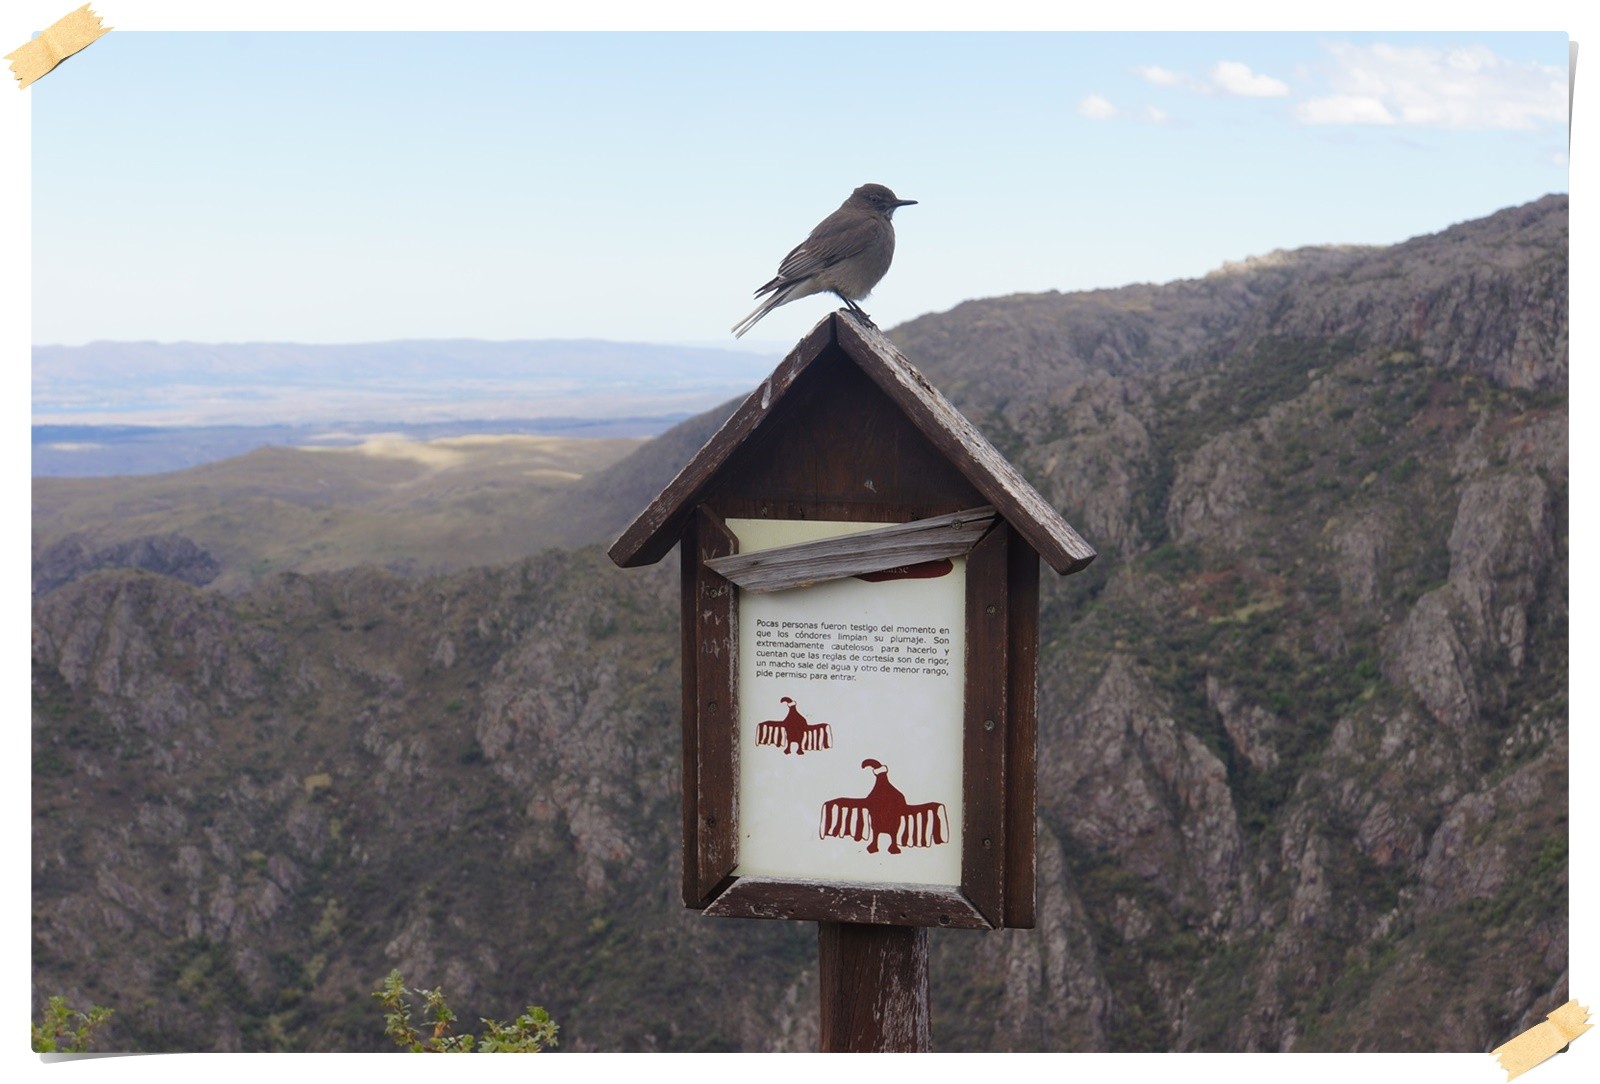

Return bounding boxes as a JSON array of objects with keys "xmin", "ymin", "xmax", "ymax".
[{"xmin": 9, "ymin": 11, "xmax": 1575, "ymax": 352}]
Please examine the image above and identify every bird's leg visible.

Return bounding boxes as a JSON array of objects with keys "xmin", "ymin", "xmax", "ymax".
[{"xmin": 834, "ymin": 292, "xmax": 873, "ymax": 323}]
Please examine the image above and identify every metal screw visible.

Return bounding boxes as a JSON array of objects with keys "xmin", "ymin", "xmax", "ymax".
[{"xmin": 983, "ymin": 719, "xmax": 995, "ymax": 731}]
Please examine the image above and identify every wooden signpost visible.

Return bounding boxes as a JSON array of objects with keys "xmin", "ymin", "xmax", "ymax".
[{"xmin": 608, "ymin": 310, "xmax": 1095, "ymax": 1051}]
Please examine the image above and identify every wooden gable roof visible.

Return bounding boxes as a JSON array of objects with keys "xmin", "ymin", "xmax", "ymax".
[{"xmin": 608, "ymin": 310, "xmax": 1096, "ymax": 576}]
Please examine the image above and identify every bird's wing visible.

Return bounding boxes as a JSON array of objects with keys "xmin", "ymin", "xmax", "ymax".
[{"xmin": 761, "ymin": 210, "xmax": 876, "ymax": 292}]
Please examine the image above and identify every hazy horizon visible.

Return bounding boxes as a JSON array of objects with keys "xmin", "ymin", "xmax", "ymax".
[{"xmin": 32, "ymin": 337, "xmax": 782, "ymax": 429}]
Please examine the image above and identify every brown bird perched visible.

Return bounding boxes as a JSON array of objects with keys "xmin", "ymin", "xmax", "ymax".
[{"xmin": 732, "ymin": 183, "xmax": 917, "ymax": 339}]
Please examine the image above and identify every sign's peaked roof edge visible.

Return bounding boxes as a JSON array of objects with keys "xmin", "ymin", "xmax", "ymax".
[{"xmin": 607, "ymin": 310, "xmax": 1096, "ymax": 576}]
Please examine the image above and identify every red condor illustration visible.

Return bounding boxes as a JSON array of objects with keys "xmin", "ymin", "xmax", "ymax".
[
  {"xmin": 819, "ymin": 759, "xmax": 949, "ymax": 854},
  {"xmin": 755, "ymin": 696, "xmax": 833, "ymax": 755}
]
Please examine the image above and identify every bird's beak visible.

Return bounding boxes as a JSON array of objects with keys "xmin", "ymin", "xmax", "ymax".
[{"xmin": 896, "ymin": 199, "xmax": 918, "ymax": 207}]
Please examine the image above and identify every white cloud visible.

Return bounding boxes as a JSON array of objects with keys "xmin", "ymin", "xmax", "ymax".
[
  {"xmin": 1296, "ymin": 41, "xmax": 1566, "ymax": 129},
  {"xmin": 1076, "ymin": 94, "xmax": 1174, "ymax": 126},
  {"xmin": 1078, "ymin": 93, "xmax": 1118, "ymax": 120},
  {"xmin": 1131, "ymin": 59, "xmax": 1289, "ymax": 97},
  {"xmin": 1210, "ymin": 60, "xmax": 1290, "ymax": 98},
  {"xmin": 1135, "ymin": 64, "xmax": 1183, "ymax": 87},
  {"xmin": 1295, "ymin": 95, "xmax": 1396, "ymax": 126}
]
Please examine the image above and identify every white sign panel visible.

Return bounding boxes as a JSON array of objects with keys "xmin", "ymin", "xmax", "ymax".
[{"xmin": 729, "ymin": 518, "xmax": 966, "ymax": 888}]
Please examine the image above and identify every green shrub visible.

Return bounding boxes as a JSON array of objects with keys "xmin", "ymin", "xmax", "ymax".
[
  {"xmin": 373, "ymin": 970, "xmax": 558, "ymax": 1052},
  {"xmin": 32, "ymin": 995, "xmax": 112, "ymax": 1053}
]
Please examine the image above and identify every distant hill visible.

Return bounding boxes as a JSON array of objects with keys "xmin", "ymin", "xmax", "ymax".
[
  {"xmin": 32, "ymin": 415, "xmax": 689, "ymax": 478},
  {"xmin": 32, "ymin": 195, "xmax": 1567, "ymax": 1052},
  {"xmin": 32, "ymin": 433, "xmax": 643, "ymax": 593},
  {"xmin": 32, "ymin": 337, "xmax": 778, "ymax": 429}
]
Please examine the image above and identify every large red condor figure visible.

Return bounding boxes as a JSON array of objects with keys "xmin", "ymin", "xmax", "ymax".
[
  {"xmin": 819, "ymin": 759, "xmax": 948, "ymax": 854},
  {"xmin": 756, "ymin": 696, "xmax": 833, "ymax": 755}
]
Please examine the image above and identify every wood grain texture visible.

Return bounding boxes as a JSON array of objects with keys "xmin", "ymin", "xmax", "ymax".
[
  {"xmin": 818, "ymin": 922, "xmax": 931, "ymax": 1052},
  {"xmin": 962, "ymin": 523, "xmax": 1009, "ymax": 927},
  {"xmin": 704, "ymin": 505, "xmax": 996, "ymax": 592},
  {"xmin": 678, "ymin": 528, "xmax": 699, "ymax": 907},
  {"xmin": 703, "ymin": 877, "xmax": 990, "ymax": 929},
  {"xmin": 689, "ymin": 508, "xmax": 739, "ymax": 906},
  {"xmin": 1004, "ymin": 531, "xmax": 1041, "ymax": 928},
  {"xmin": 706, "ymin": 346, "xmax": 987, "ymax": 514}
]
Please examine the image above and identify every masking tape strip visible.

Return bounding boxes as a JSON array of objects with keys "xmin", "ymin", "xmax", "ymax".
[
  {"xmin": 1492, "ymin": 1000, "xmax": 1592, "ymax": 1080},
  {"xmin": 6, "ymin": 5, "xmax": 110, "ymax": 89}
]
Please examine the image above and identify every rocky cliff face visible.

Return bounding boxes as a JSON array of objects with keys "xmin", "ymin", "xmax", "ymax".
[
  {"xmin": 915, "ymin": 194, "xmax": 1568, "ymax": 1053},
  {"xmin": 33, "ymin": 196, "xmax": 1566, "ymax": 1052},
  {"xmin": 34, "ymin": 555, "xmax": 818, "ymax": 1051}
]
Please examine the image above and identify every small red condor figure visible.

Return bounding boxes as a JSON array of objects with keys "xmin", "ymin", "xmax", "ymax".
[
  {"xmin": 755, "ymin": 696, "xmax": 833, "ymax": 756},
  {"xmin": 820, "ymin": 759, "xmax": 949, "ymax": 854}
]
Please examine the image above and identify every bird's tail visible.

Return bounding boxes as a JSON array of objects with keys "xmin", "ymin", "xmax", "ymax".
[{"xmin": 731, "ymin": 284, "xmax": 796, "ymax": 339}]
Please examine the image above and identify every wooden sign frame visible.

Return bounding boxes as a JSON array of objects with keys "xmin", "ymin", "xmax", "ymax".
[{"xmin": 610, "ymin": 311, "xmax": 1095, "ymax": 931}]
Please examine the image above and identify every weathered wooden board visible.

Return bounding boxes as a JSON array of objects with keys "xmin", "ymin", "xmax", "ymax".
[
  {"xmin": 703, "ymin": 876, "xmax": 989, "ymax": 929},
  {"xmin": 962, "ymin": 523, "xmax": 1010, "ymax": 928},
  {"xmin": 687, "ymin": 508, "xmax": 739, "ymax": 906},
  {"xmin": 818, "ymin": 922, "xmax": 930, "ymax": 1052},
  {"xmin": 703, "ymin": 505, "xmax": 997, "ymax": 593},
  {"xmin": 1004, "ymin": 528, "xmax": 1041, "ymax": 928}
]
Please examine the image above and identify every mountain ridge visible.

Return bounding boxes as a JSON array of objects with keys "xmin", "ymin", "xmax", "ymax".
[{"xmin": 32, "ymin": 194, "xmax": 1567, "ymax": 1052}]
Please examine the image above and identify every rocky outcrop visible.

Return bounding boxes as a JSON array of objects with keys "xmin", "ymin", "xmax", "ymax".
[
  {"xmin": 1242, "ymin": 195, "xmax": 1568, "ymax": 391},
  {"xmin": 1206, "ymin": 677, "xmax": 1280, "ymax": 772},
  {"xmin": 1043, "ymin": 655, "xmax": 1248, "ymax": 934},
  {"xmin": 34, "ymin": 532, "xmax": 221, "ymax": 596},
  {"xmin": 1165, "ymin": 429, "xmax": 1268, "ymax": 550}
]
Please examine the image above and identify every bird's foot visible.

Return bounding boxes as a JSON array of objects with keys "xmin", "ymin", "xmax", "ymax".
[{"xmin": 835, "ymin": 295, "xmax": 872, "ymax": 322}]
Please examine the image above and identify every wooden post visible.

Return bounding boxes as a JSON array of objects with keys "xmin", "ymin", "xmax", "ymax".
[{"xmin": 818, "ymin": 921, "xmax": 931, "ymax": 1052}]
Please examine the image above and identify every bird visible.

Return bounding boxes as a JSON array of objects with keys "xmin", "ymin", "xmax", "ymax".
[
  {"xmin": 732, "ymin": 183, "xmax": 917, "ymax": 339},
  {"xmin": 818, "ymin": 759, "xmax": 948, "ymax": 855}
]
